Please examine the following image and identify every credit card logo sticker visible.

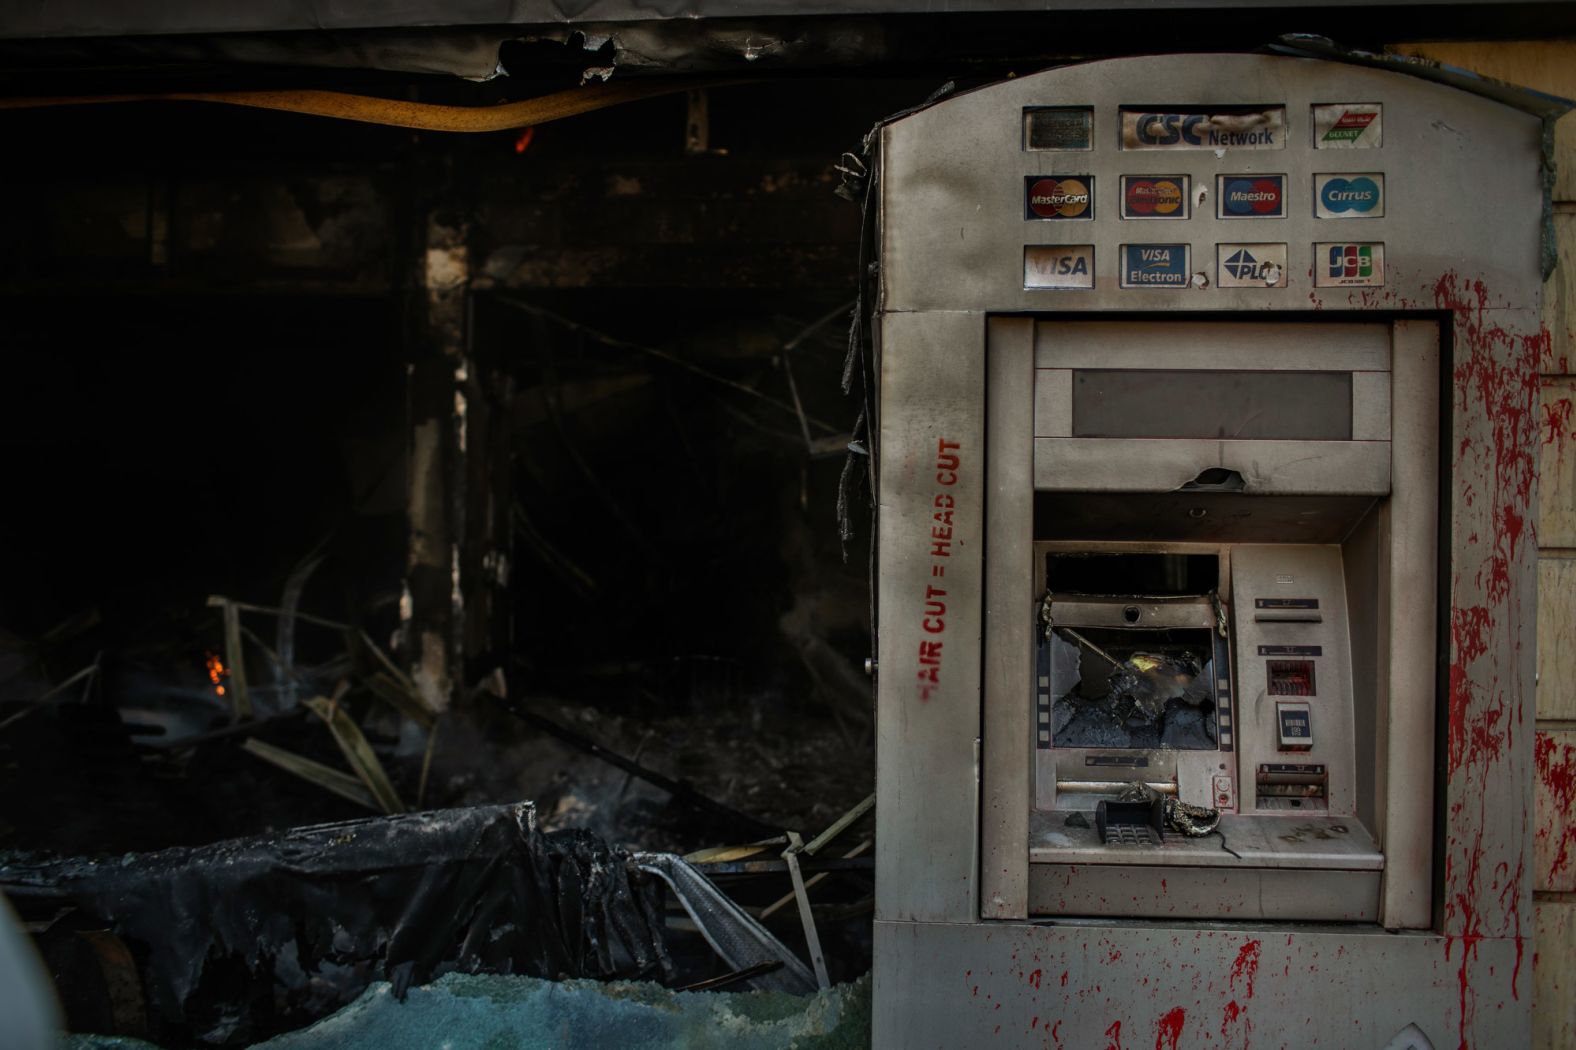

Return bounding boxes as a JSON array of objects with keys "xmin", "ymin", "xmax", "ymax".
[
  {"xmin": 1314, "ymin": 242, "xmax": 1385, "ymax": 288},
  {"xmin": 1312, "ymin": 104, "xmax": 1382, "ymax": 149},
  {"xmin": 1024, "ymin": 107, "xmax": 1093, "ymax": 151},
  {"xmin": 1315, "ymin": 174, "xmax": 1384, "ymax": 218},
  {"xmin": 1120, "ymin": 244, "xmax": 1189, "ymax": 288},
  {"xmin": 1121, "ymin": 107, "xmax": 1285, "ymax": 150},
  {"xmin": 1026, "ymin": 176, "xmax": 1093, "ymax": 219},
  {"xmin": 1121, "ymin": 175, "xmax": 1189, "ymax": 219},
  {"xmin": 1024, "ymin": 245, "xmax": 1095, "ymax": 289},
  {"xmin": 1218, "ymin": 175, "xmax": 1286, "ymax": 217},
  {"xmin": 1216, "ymin": 243, "xmax": 1288, "ymax": 288}
]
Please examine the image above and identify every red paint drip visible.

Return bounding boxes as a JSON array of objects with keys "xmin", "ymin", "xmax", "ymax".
[
  {"xmin": 1061, "ymin": 970, "xmax": 1069, "ymax": 987},
  {"xmin": 1155, "ymin": 1008, "xmax": 1185, "ymax": 1050},
  {"xmin": 1229, "ymin": 940, "xmax": 1261, "ymax": 999},
  {"xmin": 1536, "ymin": 732, "xmax": 1576, "ymax": 882},
  {"xmin": 1028, "ymin": 969, "xmax": 1043, "ymax": 989},
  {"xmin": 1433, "ymin": 272, "xmax": 1541, "ymax": 1048},
  {"xmin": 1105, "ymin": 1019, "xmax": 1124, "ymax": 1050}
]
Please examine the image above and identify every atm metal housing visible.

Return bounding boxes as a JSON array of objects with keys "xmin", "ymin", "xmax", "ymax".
[{"xmin": 873, "ymin": 55, "xmax": 1542, "ymax": 1048}]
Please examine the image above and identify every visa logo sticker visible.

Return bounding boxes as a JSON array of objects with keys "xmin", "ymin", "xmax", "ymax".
[
  {"xmin": 1216, "ymin": 243, "xmax": 1288, "ymax": 288},
  {"xmin": 1313, "ymin": 242, "xmax": 1385, "ymax": 288},
  {"xmin": 1216, "ymin": 174, "xmax": 1286, "ymax": 218},
  {"xmin": 1120, "ymin": 244, "xmax": 1189, "ymax": 289},
  {"xmin": 1314, "ymin": 173, "xmax": 1384, "ymax": 218},
  {"xmin": 1312, "ymin": 104, "xmax": 1382, "ymax": 149},
  {"xmin": 1024, "ymin": 244, "xmax": 1095, "ymax": 289}
]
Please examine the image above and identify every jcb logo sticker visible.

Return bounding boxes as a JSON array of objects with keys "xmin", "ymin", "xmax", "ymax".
[
  {"xmin": 1121, "ymin": 107, "xmax": 1285, "ymax": 150},
  {"xmin": 1314, "ymin": 242, "xmax": 1385, "ymax": 288}
]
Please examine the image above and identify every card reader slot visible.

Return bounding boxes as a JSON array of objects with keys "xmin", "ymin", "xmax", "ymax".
[
  {"xmin": 1056, "ymin": 780, "xmax": 1177, "ymax": 795},
  {"xmin": 1253, "ymin": 610, "xmax": 1322, "ymax": 622}
]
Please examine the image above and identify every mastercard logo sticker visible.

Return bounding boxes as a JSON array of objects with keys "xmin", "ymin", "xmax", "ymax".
[
  {"xmin": 1120, "ymin": 175, "xmax": 1190, "ymax": 219},
  {"xmin": 1025, "ymin": 176, "xmax": 1094, "ymax": 220}
]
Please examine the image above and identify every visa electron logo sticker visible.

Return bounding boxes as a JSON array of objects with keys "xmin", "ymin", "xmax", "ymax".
[
  {"xmin": 1120, "ymin": 175, "xmax": 1188, "ymax": 219},
  {"xmin": 1216, "ymin": 243, "xmax": 1288, "ymax": 288},
  {"xmin": 1312, "ymin": 104, "xmax": 1382, "ymax": 149},
  {"xmin": 1119, "ymin": 244, "xmax": 1189, "ymax": 289},
  {"xmin": 1313, "ymin": 242, "xmax": 1385, "ymax": 288},
  {"xmin": 1315, "ymin": 173, "xmax": 1384, "ymax": 218},
  {"xmin": 1120, "ymin": 107, "xmax": 1285, "ymax": 151},
  {"xmin": 1218, "ymin": 175, "xmax": 1286, "ymax": 218},
  {"xmin": 1024, "ymin": 245, "xmax": 1096, "ymax": 289},
  {"xmin": 1025, "ymin": 176, "xmax": 1093, "ymax": 219}
]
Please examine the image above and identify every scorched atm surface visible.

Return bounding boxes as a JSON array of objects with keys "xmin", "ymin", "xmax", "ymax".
[{"xmin": 871, "ymin": 53, "xmax": 1545, "ymax": 1050}]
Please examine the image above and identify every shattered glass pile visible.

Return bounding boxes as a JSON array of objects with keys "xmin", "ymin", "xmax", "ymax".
[
  {"xmin": 69, "ymin": 972, "xmax": 872, "ymax": 1050},
  {"xmin": 1047, "ymin": 628, "xmax": 1217, "ymax": 750}
]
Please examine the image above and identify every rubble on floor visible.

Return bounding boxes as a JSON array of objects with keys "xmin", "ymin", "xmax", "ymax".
[{"xmin": 67, "ymin": 971, "xmax": 872, "ymax": 1050}]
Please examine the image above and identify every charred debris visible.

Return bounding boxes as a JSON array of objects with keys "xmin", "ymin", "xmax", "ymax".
[{"xmin": 0, "ymin": 59, "xmax": 903, "ymax": 1046}]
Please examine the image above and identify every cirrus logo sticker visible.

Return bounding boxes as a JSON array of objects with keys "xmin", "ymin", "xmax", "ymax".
[
  {"xmin": 1025, "ymin": 176, "xmax": 1093, "ymax": 220},
  {"xmin": 1217, "ymin": 175, "xmax": 1286, "ymax": 218},
  {"xmin": 1315, "ymin": 173, "xmax": 1384, "ymax": 218}
]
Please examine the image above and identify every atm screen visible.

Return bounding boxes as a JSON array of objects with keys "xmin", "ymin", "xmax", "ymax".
[{"xmin": 1046, "ymin": 626, "xmax": 1218, "ymax": 750}]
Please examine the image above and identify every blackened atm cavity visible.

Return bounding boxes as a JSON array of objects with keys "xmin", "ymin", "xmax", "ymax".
[{"xmin": 1046, "ymin": 626, "xmax": 1218, "ymax": 750}]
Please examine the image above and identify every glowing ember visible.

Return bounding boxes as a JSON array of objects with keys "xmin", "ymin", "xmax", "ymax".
[
  {"xmin": 206, "ymin": 651, "xmax": 228, "ymax": 698},
  {"xmin": 513, "ymin": 126, "xmax": 535, "ymax": 154}
]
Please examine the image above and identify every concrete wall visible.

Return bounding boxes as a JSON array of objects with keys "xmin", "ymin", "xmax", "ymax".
[{"xmin": 1393, "ymin": 40, "xmax": 1576, "ymax": 1050}]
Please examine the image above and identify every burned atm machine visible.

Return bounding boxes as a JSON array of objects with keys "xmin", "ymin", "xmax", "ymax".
[{"xmin": 873, "ymin": 55, "xmax": 1549, "ymax": 1047}]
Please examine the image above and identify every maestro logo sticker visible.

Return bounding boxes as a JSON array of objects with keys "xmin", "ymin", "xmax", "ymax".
[
  {"xmin": 1218, "ymin": 175, "xmax": 1285, "ymax": 218},
  {"xmin": 1315, "ymin": 173, "xmax": 1384, "ymax": 218},
  {"xmin": 1025, "ymin": 176, "xmax": 1093, "ymax": 219},
  {"xmin": 1121, "ymin": 175, "xmax": 1188, "ymax": 219}
]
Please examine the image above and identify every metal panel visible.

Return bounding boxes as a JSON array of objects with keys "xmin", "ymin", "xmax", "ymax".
[
  {"xmin": 1545, "ymin": 210, "xmax": 1576, "ymax": 374},
  {"xmin": 881, "ymin": 56, "xmax": 1543, "ymax": 316},
  {"xmin": 872, "ymin": 919, "xmax": 1528, "ymax": 1050},
  {"xmin": 875, "ymin": 308, "xmax": 986, "ymax": 924},
  {"xmin": 1534, "ymin": 899, "xmax": 1576, "ymax": 1050},
  {"xmin": 1379, "ymin": 318, "xmax": 1438, "ymax": 929},
  {"xmin": 1032, "ymin": 369, "xmax": 1072, "ymax": 436},
  {"xmin": 1033, "ymin": 436, "xmax": 1390, "ymax": 494},
  {"xmin": 1351, "ymin": 370, "xmax": 1391, "ymax": 441},
  {"xmin": 1536, "ymin": 556, "xmax": 1576, "ymax": 721},
  {"xmin": 1028, "ymin": 863, "xmax": 1380, "ymax": 920},
  {"xmin": 981, "ymin": 316, "xmax": 1034, "ymax": 919},
  {"xmin": 1033, "ymin": 320, "xmax": 1391, "ymax": 371},
  {"xmin": 1030, "ymin": 811, "xmax": 1382, "ymax": 868},
  {"xmin": 1542, "ymin": 377, "xmax": 1576, "ymax": 547},
  {"xmin": 1534, "ymin": 730, "xmax": 1576, "ymax": 893}
]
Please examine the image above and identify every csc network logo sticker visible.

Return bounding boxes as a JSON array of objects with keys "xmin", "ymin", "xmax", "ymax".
[{"xmin": 1314, "ymin": 173, "xmax": 1384, "ymax": 218}]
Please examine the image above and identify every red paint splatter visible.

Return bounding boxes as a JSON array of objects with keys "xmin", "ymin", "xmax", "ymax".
[
  {"xmin": 1052, "ymin": 1019, "xmax": 1064, "ymax": 1050},
  {"xmin": 1028, "ymin": 969, "xmax": 1043, "ymax": 989},
  {"xmin": 1434, "ymin": 272, "xmax": 1541, "ymax": 1048},
  {"xmin": 1155, "ymin": 1008, "xmax": 1185, "ymax": 1050},
  {"xmin": 1535, "ymin": 732, "xmax": 1576, "ymax": 885},
  {"xmin": 1105, "ymin": 1020, "xmax": 1124, "ymax": 1050},
  {"xmin": 1060, "ymin": 970, "xmax": 1069, "ymax": 987},
  {"xmin": 1229, "ymin": 940, "xmax": 1261, "ymax": 999}
]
